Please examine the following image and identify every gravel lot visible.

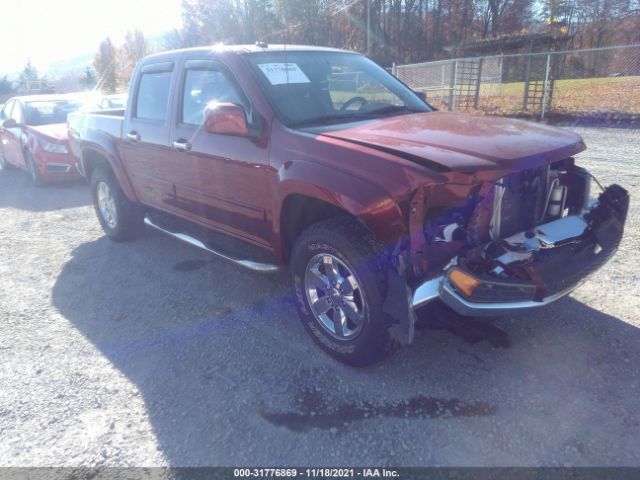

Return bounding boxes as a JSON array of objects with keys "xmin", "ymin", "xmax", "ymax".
[{"xmin": 0, "ymin": 126, "xmax": 639, "ymax": 467}]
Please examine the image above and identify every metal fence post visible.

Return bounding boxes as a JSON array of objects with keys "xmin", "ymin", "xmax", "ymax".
[
  {"xmin": 498, "ymin": 54, "xmax": 504, "ymax": 95},
  {"xmin": 523, "ymin": 54, "xmax": 532, "ymax": 111},
  {"xmin": 392, "ymin": 62, "xmax": 397, "ymax": 77},
  {"xmin": 541, "ymin": 53, "xmax": 551, "ymax": 120},
  {"xmin": 448, "ymin": 60, "xmax": 457, "ymax": 111},
  {"xmin": 474, "ymin": 58, "xmax": 484, "ymax": 109}
]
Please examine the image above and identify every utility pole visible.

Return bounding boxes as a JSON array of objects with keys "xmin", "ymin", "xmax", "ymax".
[{"xmin": 366, "ymin": 0, "xmax": 371, "ymax": 55}]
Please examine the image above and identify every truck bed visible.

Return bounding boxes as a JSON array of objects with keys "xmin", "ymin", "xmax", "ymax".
[{"xmin": 69, "ymin": 109, "xmax": 125, "ymax": 144}]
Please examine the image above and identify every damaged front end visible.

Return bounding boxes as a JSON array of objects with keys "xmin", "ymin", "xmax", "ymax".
[{"xmin": 384, "ymin": 158, "xmax": 629, "ymax": 344}]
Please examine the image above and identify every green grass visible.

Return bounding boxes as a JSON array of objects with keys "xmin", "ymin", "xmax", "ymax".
[{"xmin": 423, "ymin": 76, "xmax": 640, "ymax": 115}]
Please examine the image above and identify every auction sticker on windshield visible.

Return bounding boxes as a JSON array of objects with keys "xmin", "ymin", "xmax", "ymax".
[{"xmin": 258, "ymin": 63, "xmax": 310, "ymax": 85}]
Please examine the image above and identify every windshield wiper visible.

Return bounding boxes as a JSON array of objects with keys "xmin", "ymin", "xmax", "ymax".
[
  {"xmin": 360, "ymin": 105, "xmax": 419, "ymax": 116},
  {"xmin": 291, "ymin": 114, "xmax": 355, "ymax": 128},
  {"xmin": 292, "ymin": 105, "xmax": 420, "ymax": 128}
]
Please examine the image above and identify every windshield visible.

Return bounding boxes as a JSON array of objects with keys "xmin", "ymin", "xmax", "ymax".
[
  {"xmin": 25, "ymin": 100, "xmax": 84, "ymax": 126},
  {"xmin": 246, "ymin": 51, "xmax": 431, "ymax": 127}
]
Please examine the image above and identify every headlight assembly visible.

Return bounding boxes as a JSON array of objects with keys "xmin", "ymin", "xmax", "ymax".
[{"xmin": 38, "ymin": 139, "xmax": 68, "ymax": 154}]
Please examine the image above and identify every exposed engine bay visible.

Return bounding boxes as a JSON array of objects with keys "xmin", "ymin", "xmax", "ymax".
[
  {"xmin": 384, "ymin": 158, "xmax": 629, "ymax": 344},
  {"xmin": 418, "ymin": 158, "xmax": 605, "ymax": 282}
]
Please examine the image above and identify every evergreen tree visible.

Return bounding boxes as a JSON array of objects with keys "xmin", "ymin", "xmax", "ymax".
[
  {"xmin": 0, "ymin": 76, "xmax": 16, "ymax": 96},
  {"xmin": 18, "ymin": 60, "xmax": 40, "ymax": 91},
  {"xmin": 80, "ymin": 66, "xmax": 97, "ymax": 90}
]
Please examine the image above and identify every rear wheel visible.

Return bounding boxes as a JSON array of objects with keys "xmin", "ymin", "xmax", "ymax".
[
  {"xmin": 290, "ymin": 216, "xmax": 395, "ymax": 366},
  {"xmin": 91, "ymin": 167, "xmax": 144, "ymax": 241}
]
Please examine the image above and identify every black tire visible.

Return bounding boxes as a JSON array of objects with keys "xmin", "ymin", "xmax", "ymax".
[
  {"xmin": 25, "ymin": 151, "xmax": 44, "ymax": 186},
  {"xmin": 91, "ymin": 167, "xmax": 144, "ymax": 242},
  {"xmin": 291, "ymin": 216, "xmax": 395, "ymax": 366}
]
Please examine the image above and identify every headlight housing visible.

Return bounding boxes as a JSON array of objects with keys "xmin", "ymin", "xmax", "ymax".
[{"xmin": 38, "ymin": 138, "xmax": 68, "ymax": 154}]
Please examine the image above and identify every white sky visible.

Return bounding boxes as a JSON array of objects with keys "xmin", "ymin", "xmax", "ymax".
[{"xmin": 0, "ymin": 0, "xmax": 183, "ymax": 73}]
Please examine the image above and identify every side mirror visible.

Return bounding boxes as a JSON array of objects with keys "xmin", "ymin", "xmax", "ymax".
[
  {"xmin": 413, "ymin": 90, "xmax": 427, "ymax": 102},
  {"xmin": 2, "ymin": 118, "xmax": 17, "ymax": 128},
  {"xmin": 204, "ymin": 102, "xmax": 252, "ymax": 137}
]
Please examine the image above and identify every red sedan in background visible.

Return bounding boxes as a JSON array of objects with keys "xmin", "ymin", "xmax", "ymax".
[{"xmin": 0, "ymin": 95, "xmax": 84, "ymax": 184}]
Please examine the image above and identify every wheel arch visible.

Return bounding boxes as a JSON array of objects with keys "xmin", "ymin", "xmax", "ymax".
[
  {"xmin": 81, "ymin": 147, "xmax": 138, "ymax": 203},
  {"xmin": 274, "ymin": 161, "xmax": 407, "ymax": 262},
  {"xmin": 279, "ymin": 193, "xmax": 356, "ymax": 263}
]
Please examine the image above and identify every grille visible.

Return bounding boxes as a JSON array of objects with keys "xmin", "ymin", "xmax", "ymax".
[{"xmin": 45, "ymin": 163, "xmax": 71, "ymax": 173}]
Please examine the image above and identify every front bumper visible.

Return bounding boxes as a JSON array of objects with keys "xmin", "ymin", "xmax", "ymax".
[
  {"xmin": 34, "ymin": 150, "xmax": 80, "ymax": 180},
  {"xmin": 411, "ymin": 184, "xmax": 628, "ymax": 317}
]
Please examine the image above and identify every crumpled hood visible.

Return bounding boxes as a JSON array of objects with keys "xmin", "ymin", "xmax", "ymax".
[
  {"xmin": 317, "ymin": 112, "xmax": 586, "ymax": 172},
  {"xmin": 27, "ymin": 123, "xmax": 69, "ymax": 142}
]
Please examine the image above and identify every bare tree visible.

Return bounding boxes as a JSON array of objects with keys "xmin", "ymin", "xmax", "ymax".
[
  {"xmin": 94, "ymin": 38, "xmax": 118, "ymax": 94},
  {"xmin": 120, "ymin": 30, "xmax": 149, "ymax": 85}
]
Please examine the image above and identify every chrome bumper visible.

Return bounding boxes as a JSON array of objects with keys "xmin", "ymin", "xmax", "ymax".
[
  {"xmin": 410, "ymin": 185, "xmax": 628, "ymax": 317},
  {"xmin": 411, "ymin": 275, "xmax": 578, "ymax": 316}
]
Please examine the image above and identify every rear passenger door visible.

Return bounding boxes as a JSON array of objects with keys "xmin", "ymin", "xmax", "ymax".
[
  {"xmin": 120, "ymin": 61, "xmax": 177, "ymax": 212},
  {"xmin": 170, "ymin": 59, "xmax": 272, "ymax": 248}
]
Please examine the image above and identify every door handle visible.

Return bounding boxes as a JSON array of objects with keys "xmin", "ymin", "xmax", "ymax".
[
  {"xmin": 172, "ymin": 139, "xmax": 191, "ymax": 152},
  {"xmin": 126, "ymin": 131, "xmax": 140, "ymax": 142}
]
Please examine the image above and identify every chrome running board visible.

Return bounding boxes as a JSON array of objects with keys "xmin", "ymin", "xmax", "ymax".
[{"xmin": 144, "ymin": 217, "xmax": 281, "ymax": 273}]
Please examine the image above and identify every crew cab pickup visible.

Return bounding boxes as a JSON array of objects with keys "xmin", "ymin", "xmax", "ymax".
[{"xmin": 68, "ymin": 44, "xmax": 629, "ymax": 366}]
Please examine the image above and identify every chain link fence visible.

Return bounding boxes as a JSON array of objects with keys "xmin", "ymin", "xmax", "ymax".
[{"xmin": 392, "ymin": 44, "xmax": 640, "ymax": 119}]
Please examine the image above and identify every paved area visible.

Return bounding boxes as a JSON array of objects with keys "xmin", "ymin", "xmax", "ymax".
[{"xmin": 0, "ymin": 126, "xmax": 639, "ymax": 467}]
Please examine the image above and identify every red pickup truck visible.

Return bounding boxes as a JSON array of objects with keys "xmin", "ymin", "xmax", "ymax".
[{"xmin": 68, "ymin": 44, "xmax": 628, "ymax": 366}]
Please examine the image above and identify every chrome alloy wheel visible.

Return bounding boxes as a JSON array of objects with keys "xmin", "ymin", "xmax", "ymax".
[
  {"xmin": 304, "ymin": 253, "xmax": 365, "ymax": 339},
  {"xmin": 97, "ymin": 181, "xmax": 118, "ymax": 229}
]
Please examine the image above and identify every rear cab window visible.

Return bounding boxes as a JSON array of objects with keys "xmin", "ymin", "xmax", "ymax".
[
  {"xmin": 125, "ymin": 59, "xmax": 175, "ymax": 149},
  {"xmin": 134, "ymin": 61, "xmax": 174, "ymax": 123}
]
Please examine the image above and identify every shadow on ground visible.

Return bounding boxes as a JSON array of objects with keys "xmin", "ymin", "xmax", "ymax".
[
  {"xmin": 0, "ymin": 168, "xmax": 89, "ymax": 211},
  {"xmin": 51, "ymin": 231, "xmax": 640, "ymax": 465}
]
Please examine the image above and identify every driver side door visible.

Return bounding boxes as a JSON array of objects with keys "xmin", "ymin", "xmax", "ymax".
[{"xmin": 170, "ymin": 59, "xmax": 272, "ymax": 248}]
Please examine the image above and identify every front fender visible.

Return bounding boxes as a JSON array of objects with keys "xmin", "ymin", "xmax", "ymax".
[{"xmin": 274, "ymin": 158, "xmax": 407, "ymax": 248}]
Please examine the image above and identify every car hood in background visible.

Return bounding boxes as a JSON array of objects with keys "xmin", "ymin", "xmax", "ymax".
[
  {"xmin": 315, "ymin": 112, "xmax": 586, "ymax": 172},
  {"xmin": 27, "ymin": 123, "xmax": 69, "ymax": 142}
]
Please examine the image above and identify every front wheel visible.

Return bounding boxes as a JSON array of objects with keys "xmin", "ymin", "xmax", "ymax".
[
  {"xmin": 290, "ymin": 217, "xmax": 395, "ymax": 366},
  {"xmin": 91, "ymin": 167, "xmax": 144, "ymax": 242}
]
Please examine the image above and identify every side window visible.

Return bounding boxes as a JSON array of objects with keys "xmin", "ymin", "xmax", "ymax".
[
  {"xmin": 1, "ymin": 101, "xmax": 13, "ymax": 121},
  {"xmin": 181, "ymin": 68, "xmax": 245, "ymax": 126},
  {"xmin": 135, "ymin": 71, "xmax": 172, "ymax": 122},
  {"xmin": 12, "ymin": 103, "xmax": 24, "ymax": 124}
]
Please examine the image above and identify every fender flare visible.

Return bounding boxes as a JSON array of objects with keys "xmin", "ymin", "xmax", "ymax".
[
  {"xmin": 79, "ymin": 134, "xmax": 138, "ymax": 202},
  {"xmin": 274, "ymin": 159, "xmax": 407, "ymax": 252}
]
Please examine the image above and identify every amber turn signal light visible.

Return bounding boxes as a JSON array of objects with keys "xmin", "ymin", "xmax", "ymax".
[{"xmin": 448, "ymin": 268, "xmax": 481, "ymax": 298}]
